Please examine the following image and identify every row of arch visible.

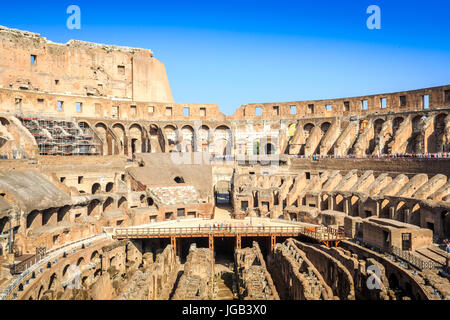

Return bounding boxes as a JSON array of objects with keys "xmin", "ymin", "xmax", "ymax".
[
  {"xmin": 292, "ymin": 111, "xmax": 448, "ymax": 156},
  {"xmin": 89, "ymin": 120, "xmax": 233, "ymax": 155}
]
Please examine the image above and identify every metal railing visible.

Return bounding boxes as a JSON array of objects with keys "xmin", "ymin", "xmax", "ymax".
[
  {"xmin": 10, "ymin": 253, "xmax": 46, "ymax": 275},
  {"xmin": 114, "ymin": 225, "xmax": 346, "ymax": 241},
  {"xmin": 391, "ymin": 246, "xmax": 441, "ymax": 270},
  {"xmin": 0, "ymin": 234, "xmax": 107, "ymax": 300}
]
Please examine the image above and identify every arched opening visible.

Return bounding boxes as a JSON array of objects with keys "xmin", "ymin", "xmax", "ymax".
[
  {"xmin": 164, "ymin": 125, "xmax": 178, "ymax": 151},
  {"xmin": 112, "ymin": 123, "xmax": 127, "ymax": 155},
  {"xmin": 149, "ymin": 124, "xmax": 163, "ymax": 153},
  {"xmin": 0, "ymin": 117, "xmax": 11, "ymax": 126},
  {"xmin": 410, "ymin": 203, "xmax": 421, "ymax": 226},
  {"xmin": 320, "ymin": 122, "xmax": 331, "ymax": 135},
  {"xmin": 77, "ymin": 257, "xmax": 85, "ymax": 266},
  {"xmin": 37, "ymin": 285, "xmax": 44, "ymax": 300},
  {"xmin": 303, "ymin": 123, "xmax": 315, "ymax": 140},
  {"xmin": 0, "ymin": 217, "xmax": 8, "ymax": 234},
  {"xmin": 199, "ymin": 125, "xmax": 210, "ymax": 152},
  {"xmin": 335, "ymin": 195, "xmax": 344, "ymax": 212},
  {"xmin": 62, "ymin": 264, "xmax": 71, "ymax": 277},
  {"xmin": 433, "ymin": 113, "xmax": 447, "ymax": 153},
  {"xmin": 396, "ymin": 201, "xmax": 407, "ymax": 222},
  {"xmin": 181, "ymin": 125, "xmax": 195, "ymax": 152},
  {"xmin": 57, "ymin": 206, "xmax": 70, "ymax": 223},
  {"xmin": 129, "ymin": 124, "xmax": 143, "ymax": 154},
  {"xmin": 48, "ymin": 273, "xmax": 58, "ymax": 291},
  {"xmin": 147, "ymin": 197, "xmax": 154, "ymax": 206},
  {"xmin": 253, "ymin": 140, "xmax": 260, "ymax": 155},
  {"xmin": 393, "ymin": 117, "xmax": 404, "ymax": 134},
  {"xmin": 90, "ymin": 251, "xmax": 100, "ymax": 263},
  {"xmin": 174, "ymin": 176, "xmax": 185, "ymax": 184},
  {"xmin": 117, "ymin": 197, "xmax": 128, "ymax": 209},
  {"xmin": 93, "ymin": 269, "xmax": 102, "ymax": 280},
  {"xmin": 88, "ymin": 199, "xmax": 100, "ymax": 216},
  {"xmin": 388, "ymin": 273, "xmax": 400, "ymax": 290},
  {"xmin": 350, "ymin": 196, "xmax": 359, "ymax": 216},
  {"xmin": 91, "ymin": 183, "xmax": 101, "ymax": 195},
  {"xmin": 105, "ymin": 182, "xmax": 114, "ymax": 193},
  {"xmin": 380, "ymin": 199, "xmax": 390, "ymax": 218},
  {"xmin": 95, "ymin": 123, "xmax": 110, "ymax": 155},
  {"xmin": 26, "ymin": 210, "xmax": 40, "ymax": 229},
  {"xmin": 103, "ymin": 197, "xmax": 114, "ymax": 212},
  {"xmin": 214, "ymin": 125, "xmax": 232, "ymax": 156},
  {"xmin": 264, "ymin": 143, "xmax": 275, "ymax": 155}
]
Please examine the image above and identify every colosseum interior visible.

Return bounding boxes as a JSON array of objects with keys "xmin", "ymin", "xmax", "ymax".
[{"xmin": 0, "ymin": 25, "xmax": 449, "ymax": 301}]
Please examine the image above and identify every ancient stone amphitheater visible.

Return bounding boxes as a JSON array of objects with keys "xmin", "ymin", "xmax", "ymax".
[{"xmin": 0, "ymin": 25, "xmax": 449, "ymax": 301}]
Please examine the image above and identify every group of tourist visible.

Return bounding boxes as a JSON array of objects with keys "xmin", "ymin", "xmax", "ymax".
[
  {"xmin": 199, "ymin": 220, "xmax": 266, "ymax": 232},
  {"xmin": 292, "ymin": 152, "xmax": 450, "ymax": 160}
]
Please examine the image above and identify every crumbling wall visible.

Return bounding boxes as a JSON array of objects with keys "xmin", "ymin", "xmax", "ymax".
[
  {"xmin": 267, "ymin": 239, "xmax": 334, "ymax": 300},
  {"xmin": 291, "ymin": 239, "xmax": 355, "ymax": 300},
  {"xmin": 172, "ymin": 244, "xmax": 213, "ymax": 300},
  {"xmin": 234, "ymin": 241, "xmax": 279, "ymax": 300}
]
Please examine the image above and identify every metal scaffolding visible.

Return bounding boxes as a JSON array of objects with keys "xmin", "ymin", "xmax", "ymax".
[{"xmin": 20, "ymin": 115, "xmax": 101, "ymax": 156}]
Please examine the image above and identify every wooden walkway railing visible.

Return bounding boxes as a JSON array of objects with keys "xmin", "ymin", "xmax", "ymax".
[{"xmin": 114, "ymin": 225, "xmax": 346, "ymax": 242}]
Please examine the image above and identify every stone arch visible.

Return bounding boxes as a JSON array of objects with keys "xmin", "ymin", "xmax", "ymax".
[
  {"xmin": 0, "ymin": 216, "xmax": 8, "ymax": 234},
  {"xmin": 303, "ymin": 123, "xmax": 315, "ymax": 141},
  {"xmin": 410, "ymin": 203, "xmax": 421, "ymax": 226},
  {"xmin": 26, "ymin": 210, "xmax": 40, "ymax": 229},
  {"xmin": 198, "ymin": 125, "xmax": 211, "ymax": 152},
  {"xmin": 396, "ymin": 201, "xmax": 407, "ymax": 222},
  {"xmin": 37, "ymin": 285, "xmax": 44, "ymax": 300},
  {"xmin": 94, "ymin": 122, "xmax": 111, "ymax": 155},
  {"xmin": 48, "ymin": 273, "xmax": 58, "ymax": 291},
  {"xmin": 0, "ymin": 117, "xmax": 11, "ymax": 126},
  {"xmin": 433, "ymin": 113, "xmax": 448, "ymax": 152},
  {"xmin": 129, "ymin": 123, "xmax": 144, "ymax": 154},
  {"xmin": 91, "ymin": 183, "xmax": 101, "ymax": 195},
  {"xmin": 62, "ymin": 264, "xmax": 71, "ymax": 277},
  {"xmin": 149, "ymin": 124, "xmax": 164, "ymax": 153},
  {"xmin": 90, "ymin": 251, "xmax": 100, "ymax": 263},
  {"xmin": 93, "ymin": 269, "xmax": 102, "ymax": 280},
  {"xmin": 164, "ymin": 125, "xmax": 178, "ymax": 151},
  {"xmin": 350, "ymin": 195, "xmax": 359, "ymax": 217},
  {"xmin": 181, "ymin": 125, "xmax": 195, "ymax": 152},
  {"xmin": 88, "ymin": 199, "xmax": 101, "ymax": 216},
  {"xmin": 105, "ymin": 182, "xmax": 114, "ymax": 193},
  {"xmin": 320, "ymin": 122, "xmax": 331, "ymax": 134},
  {"xmin": 118, "ymin": 196, "xmax": 128, "ymax": 209},
  {"xmin": 103, "ymin": 197, "xmax": 114, "ymax": 212},
  {"xmin": 264, "ymin": 142, "xmax": 276, "ymax": 155},
  {"xmin": 335, "ymin": 194, "xmax": 344, "ymax": 212},
  {"xmin": 214, "ymin": 125, "xmax": 232, "ymax": 156},
  {"xmin": 374, "ymin": 118, "xmax": 385, "ymax": 135},
  {"xmin": 380, "ymin": 199, "xmax": 390, "ymax": 218},
  {"xmin": 57, "ymin": 206, "xmax": 70, "ymax": 223},
  {"xmin": 112, "ymin": 123, "xmax": 127, "ymax": 155},
  {"xmin": 77, "ymin": 257, "xmax": 85, "ymax": 266},
  {"xmin": 392, "ymin": 117, "xmax": 404, "ymax": 134}
]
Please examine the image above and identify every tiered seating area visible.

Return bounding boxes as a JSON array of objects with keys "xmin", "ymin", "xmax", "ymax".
[{"xmin": 148, "ymin": 186, "xmax": 201, "ymax": 205}]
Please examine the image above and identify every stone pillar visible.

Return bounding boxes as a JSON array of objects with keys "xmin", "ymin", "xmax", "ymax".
[
  {"xmin": 404, "ymin": 209, "xmax": 411, "ymax": 224},
  {"xmin": 389, "ymin": 207, "xmax": 395, "ymax": 220},
  {"xmin": 344, "ymin": 198, "xmax": 350, "ymax": 215}
]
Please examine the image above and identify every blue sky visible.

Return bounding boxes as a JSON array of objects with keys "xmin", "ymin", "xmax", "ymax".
[{"xmin": 1, "ymin": 0, "xmax": 449, "ymax": 114}]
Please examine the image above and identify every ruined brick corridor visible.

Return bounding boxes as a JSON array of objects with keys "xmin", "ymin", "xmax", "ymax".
[{"xmin": 0, "ymin": 26, "xmax": 449, "ymax": 301}]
